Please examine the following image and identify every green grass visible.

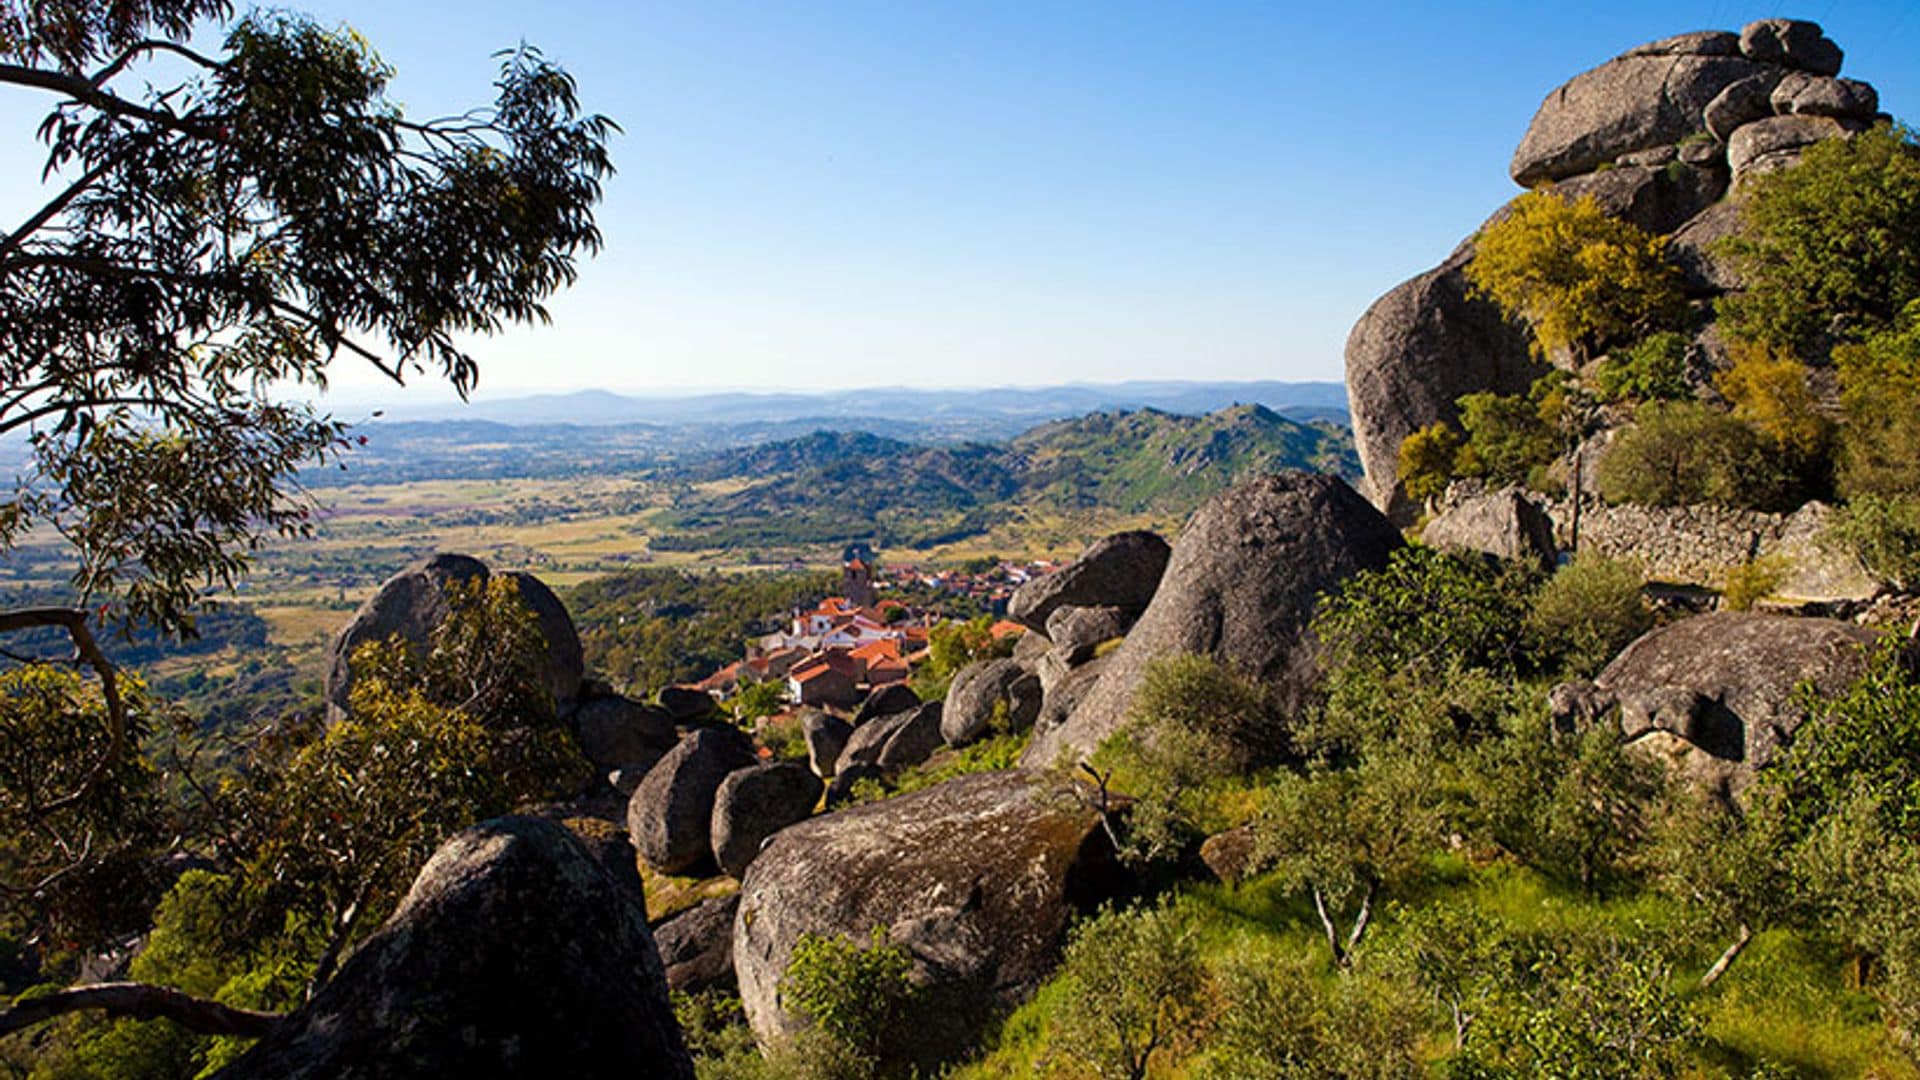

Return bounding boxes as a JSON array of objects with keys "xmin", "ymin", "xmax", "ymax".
[{"xmin": 951, "ymin": 858, "xmax": 1918, "ymax": 1079}]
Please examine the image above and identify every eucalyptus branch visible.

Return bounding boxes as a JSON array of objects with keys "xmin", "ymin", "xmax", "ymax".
[
  {"xmin": 0, "ymin": 62, "xmax": 209, "ymax": 135},
  {"xmin": 0, "ymin": 606, "xmax": 128, "ymax": 813},
  {"xmin": 0, "ymin": 982, "xmax": 281, "ymax": 1039}
]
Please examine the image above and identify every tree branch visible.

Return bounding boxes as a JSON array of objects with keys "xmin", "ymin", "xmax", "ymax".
[
  {"xmin": 0, "ymin": 63, "xmax": 208, "ymax": 135},
  {"xmin": 0, "ymin": 982, "xmax": 281, "ymax": 1040},
  {"xmin": 0, "ymin": 155, "xmax": 118, "ymax": 263},
  {"xmin": 1699, "ymin": 922, "xmax": 1753, "ymax": 989},
  {"xmin": 88, "ymin": 40, "xmax": 224, "ymax": 88}
]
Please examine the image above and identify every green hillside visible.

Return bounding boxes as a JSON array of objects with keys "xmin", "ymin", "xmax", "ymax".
[{"xmin": 651, "ymin": 405, "xmax": 1359, "ymax": 550}]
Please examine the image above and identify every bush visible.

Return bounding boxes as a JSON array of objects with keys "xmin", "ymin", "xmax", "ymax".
[
  {"xmin": 1592, "ymin": 331, "xmax": 1690, "ymax": 404},
  {"xmin": 1198, "ymin": 951, "xmax": 1424, "ymax": 1079},
  {"xmin": 1824, "ymin": 494, "xmax": 1920, "ymax": 591},
  {"xmin": 778, "ymin": 927, "xmax": 919, "ymax": 1075},
  {"xmin": 1718, "ymin": 124, "xmax": 1920, "ymax": 353},
  {"xmin": 1597, "ymin": 400, "xmax": 1794, "ymax": 510},
  {"xmin": 1454, "ymin": 389, "xmax": 1560, "ymax": 489},
  {"xmin": 1099, "ymin": 654, "xmax": 1278, "ymax": 863},
  {"xmin": 1398, "ymin": 421, "xmax": 1463, "ymax": 503},
  {"xmin": 1525, "ymin": 555, "xmax": 1650, "ymax": 677},
  {"xmin": 1720, "ymin": 555, "xmax": 1790, "ymax": 612},
  {"xmin": 1466, "ymin": 190, "xmax": 1683, "ymax": 360},
  {"xmin": 1833, "ymin": 301, "xmax": 1920, "ymax": 499},
  {"xmin": 1042, "ymin": 900, "xmax": 1204, "ymax": 1080}
]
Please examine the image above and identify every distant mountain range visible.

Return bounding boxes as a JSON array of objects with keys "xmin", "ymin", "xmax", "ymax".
[
  {"xmin": 369, "ymin": 381, "xmax": 1349, "ymax": 429},
  {"xmin": 301, "ymin": 381, "xmax": 1349, "ymax": 486}
]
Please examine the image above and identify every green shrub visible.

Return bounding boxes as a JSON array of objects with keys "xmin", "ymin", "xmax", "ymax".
[
  {"xmin": 1398, "ymin": 420, "xmax": 1464, "ymax": 503},
  {"xmin": 1042, "ymin": 900, "xmax": 1204, "ymax": 1080},
  {"xmin": 1718, "ymin": 124, "xmax": 1920, "ymax": 353},
  {"xmin": 1098, "ymin": 654, "xmax": 1278, "ymax": 863},
  {"xmin": 778, "ymin": 927, "xmax": 919, "ymax": 1074},
  {"xmin": 1525, "ymin": 555, "xmax": 1650, "ymax": 677},
  {"xmin": 1198, "ymin": 951, "xmax": 1424, "ymax": 1078},
  {"xmin": 1596, "ymin": 400, "xmax": 1795, "ymax": 510},
  {"xmin": 1592, "ymin": 331, "xmax": 1690, "ymax": 404},
  {"xmin": 1454, "ymin": 389, "xmax": 1559, "ymax": 489},
  {"xmin": 1720, "ymin": 555, "xmax": 1790, "ymax": 612},
  {"xmin": 1833, "ymin": 302, "xmax": 1920, "ymax": 499},
  {"xmin": 1824, "ymin": 494, "xmax": 1920, "ymax": 591}
]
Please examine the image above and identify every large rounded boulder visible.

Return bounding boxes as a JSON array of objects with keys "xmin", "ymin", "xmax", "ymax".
[
  {"xmin": 213, "ymin": 816, "xmax": 693, "ymax": 1079},
  {"xmin": 1510, "ymin": 45, "xmax": 1765, "ymax": 186},
  {"xmin": 1566, "ymin": 612, "xmax": 1890, "ymax": 797},
  {"xmin": 324, "ymin": 554, "xmax": 584, "ymax": 723},
  {"xmin": 628, "ymin": 729, "xmax": 757, "ymax": 875},
  {"xmin": 572, "ymin": 694, "xmax": 679, "ymax": 774},
  {"xmin": 653, "ymin": 893, "xmax": 741, "ymax": 994},
  {"xmin": 733, "ymin": 770, "xmax": 1127, "ymax": 1068},
  {"xmin": 710, "ymin": 761, "xmax": 822, "ymax": 879},
  {"xmin": 1007, "ymin": 530, "xmax": 1171, "ymax": 631},
  {"xmin": 1344, "ymin": 256, "xmax": 1540, "ymax": 514},
  {"xmin": 1023, "ymin": 473, "xmax": 1402, "ymax": 768}
]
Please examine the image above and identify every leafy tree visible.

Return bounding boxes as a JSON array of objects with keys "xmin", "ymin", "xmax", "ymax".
[
  {"xmin": 1591, "ymin": 331, "xmax": 1690, "ymax": 405},
  {"xmin": 1457, "ymin": 930, "xmax": 1700, "ymax": 1079},
  {"xmin": 1832, "ymin": 300, "xmax": 1920, "ymax": 499},
  {"xmin": 0, "ymin": 1, "xmax": 612, "ymax": 1027},
  {"xmin": 1044, "ymin": 900, "xmax": 1203, "ymax": 1080},
  {"xmin": 1453, "ymin": 388, "xmax": 1559, "ymax": 489},
  {"xmin": 1524, "ymin": 555, "xmax": 1650, "ymax": 678},
  {"xmin": 1386, "ymin": 903, "xmax": 1516, "ymax": 1052},
  {"xmin": 914, "ymin": 615, "xmax": 1013, "ymax": 699},
  {"xmin": 1469, "ymin": 714, "xmax": 1664, "ymax": 894},
  {"xmin": 1647, "ymin": 789, "xmax": 1799, "ymax": 989},
  {"xmin": 1251, "ymin": 755, "xmax": 1445, "ymax": 968},
  {"xmin": 1718, "ymin": 123, "xmax": 1920, "ymax": 353},
  {"xmin": 1465, "ymin": 191, "xmax": 1683, "ymax": 362}
]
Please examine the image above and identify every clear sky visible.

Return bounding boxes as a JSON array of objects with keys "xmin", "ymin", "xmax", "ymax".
[{"xmin": 3, "ymin": 2, "xmax": 1916, "ymax": 406}]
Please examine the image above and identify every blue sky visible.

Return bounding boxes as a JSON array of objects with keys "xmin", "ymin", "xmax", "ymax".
[{"xmin": 3, "ymin": 2, "xmax": 1916, "ymax": 403}]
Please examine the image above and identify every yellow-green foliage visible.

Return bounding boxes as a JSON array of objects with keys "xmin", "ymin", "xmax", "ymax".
[
  {"xmin": 1466, "ymin": 191, "xmax": 1683, "ymax": 360},
  {"xmin": 1525, "ymin": 555, "xmax": 1651, "ymax": 677},
  {"xmin": 1397, "ymin": 421, "xmax": 1463, "ymax": 503},
  {"xmin": 1715, "ymin": 342, "xmax": 1833, "ymax": 461},
  {"xmin": 1721, "ymin": 555, "xmax": 1791, "ymax": 612}
]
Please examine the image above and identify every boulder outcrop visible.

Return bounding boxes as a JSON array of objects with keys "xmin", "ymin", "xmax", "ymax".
[
  {"xmin": 1421, "ymin": 487, "xmax": 1557, "ymax": 568},
  {"xmin": 654, "ymin": 893, "xmax": 741, "ymax": 994},
  {"xmin": 1559, "ymin": 612, "xmax": 1889, "ymax": 797},
  {"xmin": 734, "ymin": 771, "xmax": 1127, "ymax": 1067},
  {"xmin": 324, "ymin": 554, "xmax": 583, "ymax": 723},
  {"xmin": 940, "ymin": 658, "xmax": 1043, "ymax": 747},
  {"xmin": 1023, "ymin": 473, "xmax": 1402, "ymax": 767},
  {"xmin": 1347, "ymin": 18, "xmax": 1879, "ymax": 515},
  {"xmin": 802, "ymin": 710, "xmax": 853, "ymax": 777},
  {"xmin": 709, "ymin": 761, "xmax": 822, "ymax": 879},
  {"xmin": 837, "ymin": 701, "xmax": 945, "ymax": 776},
  {"xmin": 1007, "ymin": 531, "xmax": 1170, "ymax": 631},
  {"xmin": 628, "ymin": 729, "xmax": 757, "ymax": 875},
  {"xmin": 214, "ymin": 816, "xmax": 693, "ymax": 1079},
  {"xmin": 571, "ymin": 694, "xmax": 678, "ymax": 774},
  {"xmin": 1044, "ymin": 605, "xmax": 1133, "ymax": 665}
]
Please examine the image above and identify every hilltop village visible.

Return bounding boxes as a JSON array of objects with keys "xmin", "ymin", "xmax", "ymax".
[{"xmin": 693, "ymin": 555, "xmax": 1038, "ymax": 708}]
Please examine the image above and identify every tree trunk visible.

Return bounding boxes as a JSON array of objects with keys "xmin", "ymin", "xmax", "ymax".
[
  {"xmin": 1699, "ymin": 922, "xmax": 1753, "ymax": 989},
  {"xmin": 1342, "ymin": 881, "xmax": 1377, "ymax": 960},
  {"xmin": 1311, "ymin": 885, "xmax": 1345, "ymax": 968},
  {"xmin": 0, "ymin": 982, "xmax": 281, "ymax": 1039}
]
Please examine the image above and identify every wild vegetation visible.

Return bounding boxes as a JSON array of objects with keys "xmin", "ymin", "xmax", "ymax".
[{"xmin": 1398, "ymin": 126, "xmax": 1920, "ymax": 582}]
